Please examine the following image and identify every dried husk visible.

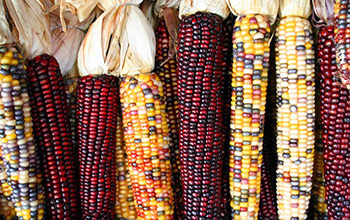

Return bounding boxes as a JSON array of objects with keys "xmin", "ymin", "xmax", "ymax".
[
  {"xmin": 226, "ymin": 0, "xmax": 279, "ymax": 24},
  {"xmin": 78, "ymin": 3, "xmax": 155, "ymax": 77},
  {"xmin": 4, "ymin": 0, "xmax": 51, "ymax": 59},
  {"xmin": 280, "ymin": 0, "xmax": 312, "ymax": 19},
  {"xmin": 0, "ymin": 0, "xmax": 12, "ymax": 45},
  {"xmin": 312, "ymin": 0, "xmax": 334, "ymax": 27},
  {"xmin": 154, "ymin": 0, "xmax": 180, "ymax": 17},
  {"xmin": 179, "ymin": 0, "xmax": 230, "ymax": 19},
  {"xmin": 140, "ymin": 0, "xmax": 158, "ymax": 30},
  {"xmin": 55, "ymin": 0, "xmax": 99, "ymax": 21}
]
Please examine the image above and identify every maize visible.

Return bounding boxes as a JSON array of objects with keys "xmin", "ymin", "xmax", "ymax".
[
  {"xmin": 0, "ymin": 46, "xmax": 45, "ymax": 220},
  {"xmin": 115, "ymin": 112, "xmax": 137, "ymax": 220},
  {"xmin": 155, "ymin": 18, "xmax": 181, "ymax": 217},
  {"xmin": 334, "ymin": 0, "xmax": 350, "ymax": 89},
  {"xmin": 0, "ymin": 193, "xmax": 16, "ymax": 220},
  {"xmin": 120, "ymin": 73, "xmax": 174, "ymax": 219},
  {"xmin": 76, "ymin": 75, "xmax": 118, "ymax": 219},
  {"xmin": 26, "ymin": 54, "xmax": 79, "ymax": 219},
  {"xmin": 229, "ymin": 14, "xmax": 270, "ymax": 219},
  {"xmin": 64, "ymin": 75, "xmax": 79, "ymax": 148},
  {"xmin": 178, "ymin": 11, "xmax": 225, "ymax": 219},
  {"xmin": 318, "ymin": 25, "xmax": 350, "ymax": 219},
  {"xmin": 275, "ymin": 16, "xmax": 315, "ymax": 220}
]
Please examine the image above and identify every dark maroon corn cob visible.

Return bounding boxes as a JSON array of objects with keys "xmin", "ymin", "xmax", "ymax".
[
  {"xmin": 26, "ymin": 54, "xmax": 79, "ymax": 219},
  {"xmin": 155, "ymin": 18, "xmax": 182, "ymax": 218},
  {"xmin": 177, "ymin": 11, "xmax": 225, "ymax": 219},
  {"xmin": 76, "ymin": 75, "xmax": 118, "ymax": 219},
  {"xmin": 221, "ymin": 15, "xmax": 234, "ymax": 219},
  {"xmin": 318, "ymin": 25, "xmax": 350, "ymax": 219}
]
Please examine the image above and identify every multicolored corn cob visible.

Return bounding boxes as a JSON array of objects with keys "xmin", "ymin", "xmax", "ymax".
[
  {"xmin": 155, "ymin": 18, "xmax": 181, "ymax": 217},
  {"xmin": 229, "ymin": 14, "xmax": 270, "ymax": 219},
  {"xmin": 0, "ymin": 193, "xmax": 16, "ymax": 220},
  {"xmin": 76, "ymin": 75, "xmax": 118, "ymax": 219},
  {"xmin": 0, "ymin": 46, "xmax": 45, "ymax": 220},
  {"xmin": 178, "ymin": 11, "xmax": 225, "ymax": 219},
  {"xmin": 120, "ymin": 73, "xmax": 174, "ymax": 219},
  {"xmin": 26, "ymin": 54, "xmax": 79, "ymax": 219},
  {"xmin": 334, "ymin": 0, "xmax": 350, "ymax": 89},
  {"xmin": 115, "ymin": 113, "xmax": 137, "ymax": 220},
  {"xmin": 318, "ymin": 25, "xmax": 350, "ymax": 219},
  {"xmin": 275, "ymin": 15, "xmax": 315, "ymax": 220}
]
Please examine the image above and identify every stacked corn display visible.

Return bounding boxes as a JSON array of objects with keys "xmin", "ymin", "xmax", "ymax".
[
  {"xmin": 115, "ymin": 113, "xmax": 137, "ymax": 219},
  {"xmin": 26, "ymin": 54, "xmax": 79, "ymax": 219},
  {"xmin": 0, "ymin": 46, "xmax": 45, "ymax": 220},
  {"xmin": 229, "ymin": 14, "xmax": 270, "ymax": 219},
  {"xmin": 318, "ymin": 25, "xmax": 350, "ymax": 219},
  {"xmin": 275, "ymin": 0, "xmax": 315, "ymax": 219},
  {"xmin": 120, "ymin": 73, "xmax": 174, "ymax": 219},
  {"xmin": 76, "ymin": 75, "xmax": 118, "ymax": 219},
  {"xmin": 334, "ymin": 0, "xmax": 350, "ymax": 89},
  {"xmin": 155, "ymin": 17, "xmax": 182, "ymax": 216}
]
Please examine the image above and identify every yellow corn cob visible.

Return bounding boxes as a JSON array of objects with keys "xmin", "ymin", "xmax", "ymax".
[
  {"xmin": 229, "ymin": 14, "xmax": 270, "ymax": 219},
  {"xmin": 120, "ymin": 73, "xmax": 174, "ymax": 220},
  {"xmin": 275, "ymin": 16, "xmax": 315, "ymax": 220},
  {"xmin": 116, "ymin": 113, "xmax": 137, "ymax": 220}
]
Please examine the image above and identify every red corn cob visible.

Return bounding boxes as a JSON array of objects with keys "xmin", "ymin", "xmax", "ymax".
[
  {"xmin": 26, "ymin": 54, "xmax": 79, "ymax": 219},
  {"xmin": 155, "ymin": 18, "xmax": 182, "ymax": 218},
  {"xmin": 318, "ymin": 25, "xmax": 350, "ymax": 219},
  {"xmin": 76, "ymin": 75, "xmax": 118, "ymax": 219},
  {"xmin": 177, "ymin": 11, "xmax": 225, "ymax": 219}
]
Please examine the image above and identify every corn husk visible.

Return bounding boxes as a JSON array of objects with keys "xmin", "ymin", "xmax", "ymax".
[
  {"xmin": 78, "ymin": 1, "xmax": 155, "ymax": 76},
  {"xmin": 0, "ymin": 0, "xmax": 12, "ymax": 45},
  {"xmin": 140, "ymin": 0, "xmax": 158, "ymax": 30},
  {"xmin": 55, "ymin": 0, "xmax": 99, "ymax": 21},
  {"xmin": 179, "ymin": 0, "xmax": 230, "ymax": 19},
  {"xmin": 312, "ymin": 0, "xmax": 334, "ymax": 26},
  {"xmin": 280, "ymin": 0, "xmax": 312, "ymax": 19},
  {"xmin": 154, "ymin": 0, "xmax": 180, "ymax": 17},
  {"xmin": 5, "ymin": 0, "xmax": 51, "ymax": 59},
  {"xmin": 226, "ymin": 0, "xmax": 279, "ymax": 24}
]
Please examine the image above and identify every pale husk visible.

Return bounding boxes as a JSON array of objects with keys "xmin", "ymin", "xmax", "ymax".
[
  {"xmin": 140, "ymin": 0, "xmax": 158, "ymax": 30},
  {"xmin": 98, "ymin": 0, "xmax": 143, "ymax": 11},
  {"xmin": 312, "ymin": 0, "xmax": 334, "ymax": 26},
  {"xmin": 78, "ymin": 4, "xmax": 155, "ymax": 77},
  {"xmin": 55, "ymin": 0, "xmax": 99, "ymax": 22},
  {"xmin": 179, "ymin": 0, "xmax": 230, "ymax": 19},
  {"xmin": 226, "ymin": 0, "xmax": 279, "ymax": 24},
  {"xmin": 5, "ymin": 0, "xmax": 51, "ymax": 59},
  {"xmin": 280, "ymin": 0, "xmax": 312, "ymax": 18},
  {"xmin": 154, "ymin": 0, "xmax": 180, "ymax": 17},
  {"xmin": 0, "ymin": 0, "xmax": 12, "ymax": 45}
]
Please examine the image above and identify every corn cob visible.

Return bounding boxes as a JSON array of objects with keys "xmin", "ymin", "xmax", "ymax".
[
  {"xmin": 155, "ymin": 17, "xmax": 181, "ymax": 217},
  {"xmin": 275, "ymin": 14, "xmax": 315, "ymax": 220},
  {"xmin": 64, "ymin": 75, "xmax": 79, "ymax": 148},
  {"xmin": 120, "ymin": 73, "xmax": 174, "ymax": 219},
  {"xmin": 229, "ymin": 14, "xmax": 270, "ymax": 219},
  {"xmin": 115, "ymin": 112, "xmax": 137, "ymax": 220},
  {"xmin": 0, "ymin": 193, "xmax": 16, "ymax": 220},
  {"xmin": 0, "ymin": 46, "xmax": 45, "ymax": 220},
  {"xmin": 26, "ymin": 54, "xmax": 79, "ymax": 219},
  {"xmin": 222, "ymin": 15, "xmax": 234, "ymax": 218},
  {"xmin": 334, "ymin": 0, "xmax": 350, "ymax": 89},
  {"xmin": 178, "ymin": 11, "xmax": 225, "ymax": 219},
  {"xmin": 76, "ymin": 75, "xmax": 118, "ymax": 219},
  {"xmin": 318, "ymin": 25, "xmax": 349, "ymax": 219}
]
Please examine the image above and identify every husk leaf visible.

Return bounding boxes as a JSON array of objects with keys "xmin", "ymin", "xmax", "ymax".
[
  {"xmin": 98, "ymin": 0, "xmax": 143, "ymax": 11},
  {"xmin": 140, "ymin": 0, "xmax": 158, "ymax": 30},
  {"xmin": 5, "ymin": 0, "xmax": 51, "ymax": 59},
  {"xmin": 280, "ymin": 0, "xmax": 312, "ymax": 18},
  {"xmin": 78, "ymin": 4, "xmax": 155, "ymax": 77},
  {"xmin": 226, "ymin": 0, "xmax": 279, "ymax": 24},
  {"xmin": 154, "ymin": 0, "xmax": 180, "ymax": 17},
  {"xmin": 179, "ymin": 0, "xmax": 230, "ymax": 19},
  {"xmin": 0, "ymin": 0, "xmax": 12, "ymax": 45},
  {"xmin": 56, "ymin": 0, "xmax": 99, "ymax": 22},
  {"xmin": 312, "ymin": 0, "xmax": 334, "ymax": 26}
]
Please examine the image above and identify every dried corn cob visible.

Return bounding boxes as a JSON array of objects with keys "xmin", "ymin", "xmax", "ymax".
[
  {"xmin": 0, "ymin": 194, "xmax": 16, "ymax": 220},
  {"xmin": 155, "ymin": 17, "xmax": 181, "ymax": 216},
  {"xmin": 177, "ymin": 11, "xmax": 225, "ymax": 218},
  {"xmin": 120, "ymin": 73, "xmax": 174, "ymax": 219},
  {"xmin": 334, "ymin": 0, "xmax": 350, "ymax": 89},
  {"xmin": 26, "ymin": 54, "xmax": 79, "ymax": 219},
  {"xmin": 76, "ymin": 75, "xmax": 118, "ymax": 219},
  {"xmin": 229, "ymin": 14, "xmax": 271, "ymax": 219},
  {"xmin": 275, "ymin": 1, "xmax": 315, "ymax": 218},
  {"xmin": 0, "ymin": 46, "xmax": 45, "ymax": 220},
  {"xmin": 318, "ymin": 25, "xmax": 349, "ymax": 219},
  {"xmin": 64, "ymin": 75, "xmax": 79, "ymax": 148},
  {"xmin": 115, "ymin": 112, "xmax": 137, "ymax": 220}
]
